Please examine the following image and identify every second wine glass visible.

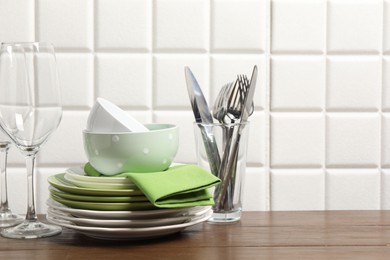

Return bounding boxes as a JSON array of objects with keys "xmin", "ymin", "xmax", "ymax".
[
  {"xmin": 0, "ymin": 140, "xmax": 23, "ymax": 227},
  {"xmin": 0, "ymin": 42, "xmax": 62, "ymax": 239}
]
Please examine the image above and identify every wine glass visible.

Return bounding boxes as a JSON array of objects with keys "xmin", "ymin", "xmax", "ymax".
[
  {"xmin": 0, "ymin": 42, "xmax": 62, "ymax": 239},
  {"xmin": 0, "ymin": 140, "xmax": 23, "ymax": 227}
]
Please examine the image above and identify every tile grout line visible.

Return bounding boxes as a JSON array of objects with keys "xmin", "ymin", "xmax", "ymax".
[
  {"xmin": 267, "ymin": 0, "xmax": 273, "ymax": 211},
  {"xmin": 208, "ymin": 0, "xmax": 212, "ymax": 102},
  {"xmin": 379, "ymin": 0, "xmax": 385, "ymax": 210},
  {"xmin": 34, "ymin": 0, "xmax": 38, "ymax": 41},
  {"xmin": 150, "ymin": 0, "xmax": 155, "ymax": 121},
  {"xmin": 92, "ymin": 0, "xmax": 98, "ymax": 104},
  {"xmin": 324, "ymin": 0, "xmax": 329, "ymax": 211}
]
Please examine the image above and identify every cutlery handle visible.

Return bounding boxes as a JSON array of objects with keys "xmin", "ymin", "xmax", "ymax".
[
  {"xmin": 213, "ymin": 126, "xmax": 234, "ymax": 211},
  {"xmin": 215, "ymin": 124, "xmax": 245, "ymax": 210},
  {"xmin": 199, "ymin": 125, "xmax": 221, "ymax": 178}
]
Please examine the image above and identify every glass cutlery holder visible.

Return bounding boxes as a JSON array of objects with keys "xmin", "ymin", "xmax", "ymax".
[{"xmin": 194, "ymin": 122, "xmax": 249, "ymax": 223}]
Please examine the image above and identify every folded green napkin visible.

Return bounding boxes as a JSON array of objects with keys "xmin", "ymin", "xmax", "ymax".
[{"xmin": 84, "ymin": 163, "xmax": 220, "ymax": 208}]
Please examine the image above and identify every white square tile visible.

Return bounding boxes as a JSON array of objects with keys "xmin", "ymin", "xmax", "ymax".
[
  {"xmin": 242, "ymin": 167, "xmax": 269, "ymax": 211},
  {"xmin": 326, "ymin": 169, "xmax": 380, "ymax": 210},
  {"xmin": 383, "ymin": 57, "xmax": 390, "ymax": 110},
  {"xmin": 271, "ymin": 169, "xmax": 325, "ymax": 211},
  {"xmin": 271, "ymin": 0, "xmax": 325, "ymax": 53},
  {"xmin": 153, "ymin": 111, "xmax": 197, "ymax": 164},
  {"xmin": 247, "ymin": 112, "xmax": 266, "ymax": 166},
  {"xmin": 96, "ymin": 54, "xmax": 152, "ymax": 109},
  {"xmin": 211, "ymin": 0, "xmax": 266, "ymax": 52},
  {"xmin": 210, "ymin": 54, "xmax": 266, "ymax": 110},
  {"xmin": 95, "ymin": 0, "xmax": 152, "ymax": 51},
  {"xmin": 271, "ymin": 113, "xmax": 324, "ymax": 168},
  {"xmin": 37, "ymin": 0, "xmax": 93, "ymax": 50},
  {"xmin": 56, "ymin": 53, "xmax": 93, "ymax": 109},
  {"xmin": 327, "ymin": 0, "xmax": 382, "ymax": 53},
  {"xmin": 385, "ymin": 0, "xmax": 390, "ymax": 53},
  {"xmin": 0, "ymin": 0, "xmax": 34, "ymax": 42},
  {"xmin": 327, "ymin": 56, "xmax": 381, "ymax": 111},
  {"xmin": 381, "ymin": 170, "xmax": 390, "ymax": 209},
  {"xmin": 326, "ymin": 113, "xmax": 380, "ymax": 167},
  {"xmin": 38, "ymin": 111, "xmax": 89, "ymax": 166},
  {"xmin": 154, "ymin": 0, "xmax": 208, "ymax": 52},
  {"xmin": 153, "ymin": 54, "xmax": 209, "ymax": 109},
  {"xmin": 271, "ymin": 56, "xmax": 325, "ymax": 111},
  {"xmin": 381, "ymin": 114, "xmax": 390, "ymax": 167}
]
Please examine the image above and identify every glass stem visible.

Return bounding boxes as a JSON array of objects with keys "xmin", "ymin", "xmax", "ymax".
[
  {"xmin": 0, "ymin": 143, "xmax": 10, "ymax": 213},
  {"xmin": 25, "ymin": 152, "xmax": 37, "ymax": 222}
]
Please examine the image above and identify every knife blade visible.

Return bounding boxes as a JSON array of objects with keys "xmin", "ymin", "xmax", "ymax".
[
  {"xmin": 184, "ymin": 67, "xmax": 214, "ymax": 124},
  {"xmin": 184, "ymin": 66, "xmax": 221, "ymax": 177},
  {"xmin": 241, "ymin": 65, "xmax": 257, "ymax": 123}
]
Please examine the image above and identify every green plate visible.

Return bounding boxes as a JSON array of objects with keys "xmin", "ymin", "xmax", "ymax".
[
  {"xmin": 48, "ymin": 174, "xmax": 144, "ymax": 196},
  {"xmin": 64, "ymin": 174, "xmax": 137, "ymax": 190},
  {"xmin": 66, "ymin": 166, "xmax": 129, "ymax": 184},
  {"xmin": 49, "ymin": 187, "xmax": 149, "ymax": 203},
  {"xmin": 51, "ymin": 195, "xmax": 156, "ymax": 211}
]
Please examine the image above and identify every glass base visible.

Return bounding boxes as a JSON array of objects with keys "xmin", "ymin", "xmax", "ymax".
[
  {"xmin": 0, "ymin": 211, "xmax": 24, "ymax": 228},
  {"xmin": 207, "ymin": 210, "xmax": 241, "ymax": 223},
  {"xmin": 1, "ymin": 220, "xmax": 62, "ymax": 239}
]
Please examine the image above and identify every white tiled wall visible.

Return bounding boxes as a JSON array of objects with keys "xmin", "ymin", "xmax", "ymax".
[
  {"xmin": 270, "ymin": 0, "xmax": 387, "ymax": 211},
  {"xmin": 1, "ymin": 0, "xmax": 389, "ymax": 214}
]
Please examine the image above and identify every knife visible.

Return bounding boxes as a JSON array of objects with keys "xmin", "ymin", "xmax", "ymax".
[{"xmin": 184, "ymin": 66, "xmax": 221, "ymax": 177}]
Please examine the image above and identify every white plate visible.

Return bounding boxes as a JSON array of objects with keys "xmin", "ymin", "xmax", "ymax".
[
  {"xmin": 65, "ymin": 166, "xmax": 130, "ymax": 184},
  {"xmin": 47, "ymin": 209, "xmax": 212, "ymax": 240},
  {"xmin": 47, "ymin": 199, "xmax": 210, "ymax": 220},
  {"xmin": 47, "ymin": 206, "xmax": 211, "ymax": 228}
]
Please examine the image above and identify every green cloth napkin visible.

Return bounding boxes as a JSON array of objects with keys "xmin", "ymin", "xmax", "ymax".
[{"xmin": 84, "ymin": 163, "xmax": 221, "ymax": 208}]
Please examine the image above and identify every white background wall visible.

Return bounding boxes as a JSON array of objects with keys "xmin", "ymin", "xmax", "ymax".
[{"xmin": 0, "ymin": 0, "xmax": 389, "ymax": 214}]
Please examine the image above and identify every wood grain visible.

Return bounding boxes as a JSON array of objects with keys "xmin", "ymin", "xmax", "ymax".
[{"xmin": 1, "ymin": 212, "xmax": 390, "ymax": 259}]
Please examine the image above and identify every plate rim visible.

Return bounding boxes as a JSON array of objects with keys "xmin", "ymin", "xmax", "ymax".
[
  {"xmin": 66, "ymin": 166, "xmax": 128, "ymax": 183},
  {"xmin": 48, "ymin": 174, "xmax": 144, "ymax": 196},
  {"xmin": 48, "ymin": 186, "xmax": 148, "ymax": 203},
  {"xmin": 47, "ymin": 209, "xmax": 212, "ymax": 233},
  {"xmin": 46, "ymin": 198, "xmax": 210, "ymax": 219},
  {"xmin": 50, "ymin": 194, "xmax": 156, "ymax": 211},
  {"xmin": 47, "ymin": 207, "xmax": 211, "ymax": 228},
  {"xmin": 64, "ymin": 173, "xmax": 137, "ymax": 190}
]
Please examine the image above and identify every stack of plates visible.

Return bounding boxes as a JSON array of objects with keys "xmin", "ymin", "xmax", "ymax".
[{"xmin": 47, "ymin": 166, "xmax": 212, "ymax": 240}]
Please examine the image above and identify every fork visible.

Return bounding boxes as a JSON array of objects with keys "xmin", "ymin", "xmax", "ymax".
[
  {"xmin": 216, "ymin": 74, "xmax": 254, "ymax": 211},
  {"xmin": 213, "ymin": 76, "xmax": 248, "ymax": 211},
  {"xmin": 216, "ymin": 69, "xmax": 256, "ymax": 211}
]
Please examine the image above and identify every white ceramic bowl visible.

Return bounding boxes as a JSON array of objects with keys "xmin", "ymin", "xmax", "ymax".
[
  {"xmin": 86, "ymin": 98, "xmax": 149, "ymax": 132},
  {"xmin": 83, "ymin": 124, "xmax": 179, "ymax": 175}
]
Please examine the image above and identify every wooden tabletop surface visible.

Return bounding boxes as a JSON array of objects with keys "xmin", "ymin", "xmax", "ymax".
[{"xmin": 1, "ymin": 211, "xmax": 390, "ymax": 259}]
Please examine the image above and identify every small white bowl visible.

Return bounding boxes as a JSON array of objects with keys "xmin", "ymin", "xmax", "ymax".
[
  {"xmin": 83, "ymin": 124, "xmax": 179, "ymax": 175},
  {"xmin": 86, "ymin": 98, "xmax": 149, "ymax": 132}
]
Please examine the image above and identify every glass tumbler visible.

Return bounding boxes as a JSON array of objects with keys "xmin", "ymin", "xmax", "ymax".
[{"xmin": 194, "ymin": 122, "xmax": 249, "ymax": 223}]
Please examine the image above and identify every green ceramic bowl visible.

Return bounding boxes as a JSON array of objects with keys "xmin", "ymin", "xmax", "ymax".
[{"xmin": 83, "ymin": 124, "xmax": 179, "ymax": 176}]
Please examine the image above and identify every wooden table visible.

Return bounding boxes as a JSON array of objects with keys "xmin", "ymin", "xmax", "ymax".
[{"xmin": 1, "ymin": 211, "xmax": 390, "ymax": 259}]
